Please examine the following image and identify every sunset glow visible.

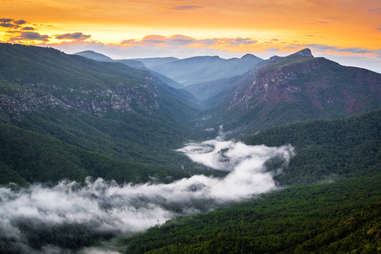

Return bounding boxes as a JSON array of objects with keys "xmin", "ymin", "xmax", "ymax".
[{"xmin": 1, "ymin": 0, "xmax": 380, "ymax": 71}]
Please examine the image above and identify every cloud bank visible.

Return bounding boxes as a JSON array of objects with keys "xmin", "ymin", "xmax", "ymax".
[
  {"xmin": 0, "ymin": 137, "xmax": 294, "ymax": 253},
  {"xmin": 56, "ymin": 32, "xmax": 91, "ymax": 41}
]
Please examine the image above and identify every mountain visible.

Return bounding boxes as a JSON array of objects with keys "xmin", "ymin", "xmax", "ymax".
[
  {"xmin": 151, "ymin": 54, "xmax": 263, "ymax": 86},
  {"xmin": 75, "ymin": 50, "xmax": 113, "ymax": 62},
  {"xmin": 185, "ymin": 75, "xmax": 242, "ymax": 101},
  {"xmin": 115, "ymin": 59, "xmax": 146, "ymax": 69},
  {"xmin": 131, "ymin": 57, "xmax": 179, "ymax": 69},
  {"xmin": 74, "ymin": 50, "xmax": 184, "ymax": 89},
  {"xmin": 204, "ymin": 48, "xmax": 381, "ymax": 132},
  {"xmin": 0, "ymin": 43, "xmax": 200, "ymax": 179}
]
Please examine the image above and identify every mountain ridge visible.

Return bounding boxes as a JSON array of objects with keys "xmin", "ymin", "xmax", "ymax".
[{"xmin": 202, "ymin": 48, "xmax": 381, "ymax": 133}]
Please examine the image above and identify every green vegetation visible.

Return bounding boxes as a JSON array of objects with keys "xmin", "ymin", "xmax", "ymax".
[
  {"xmin": 0, "ymin": 43, "xmax": 147, "ymax": 90},
  {"xmin": 0, "ymin": 43, "xmax": 205, "ymax": 183},
  {"xmin": 118, "ymin": 110, "xmax": 381, "ymax": 254},
  {"xmin": 246, "ymin": 109, "xmax": 381, "ymax": 185},
  {"xmin": 0, "ymin": 122, "xmax": 207, "ymax": 185},
  {"xmin": 121, "ymin": 174, "xmax": 381, "ymax": 254}
]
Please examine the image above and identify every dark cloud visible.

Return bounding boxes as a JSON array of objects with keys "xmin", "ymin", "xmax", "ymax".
[
  {"xmin": 14, "ymin": 19, "xmax": 26, "ymax": 25},
  {"xmin": 56, "ymin": 32, "xmax": 91, "ymax": 40},
  {"xmin": 0, "ymin": 23, "xmax": 18, "ymax": 28},
  {"xmin": 10, "ymin": 32, "xmax": 50, "ymax": 41},
  {"xmin": 224, "ymin": 38, "xmax": 257, "ymax": 46},
  {"xmin": 172, "ymin": 5, "xmax": 202, "ymax": 10},
  {"xmin": 0, "ymin": 18, "xmax": 12, "ymax": 23},
  {"xmin": 22, "ymin": 26, "xmax": 34, "ymax": 31},
  {"xmin": 378, "ymin": 27, "xmax": 381, "ymax": 31}
]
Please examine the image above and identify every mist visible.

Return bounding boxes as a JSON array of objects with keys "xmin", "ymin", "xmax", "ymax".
[{"xmin": 0, "ymin": 137, "xmax": 294, "ymax": 253}]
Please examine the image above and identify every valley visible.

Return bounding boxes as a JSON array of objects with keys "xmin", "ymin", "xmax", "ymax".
[{"xmin": 0, "ymin": 43, "xmax": 380, "ymax": 254}]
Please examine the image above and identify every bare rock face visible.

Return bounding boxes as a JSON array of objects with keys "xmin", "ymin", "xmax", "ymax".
[
  {"xmin": 212, "ymin": 50, "xmax": 381, "ymax": 131},
  {"xmin": 0, "ymin": 79, "xmax": 162, "ymax": 122},
  {"xmin": 0, "ymin": 43, "xmax": 187, "ymax": 123}
]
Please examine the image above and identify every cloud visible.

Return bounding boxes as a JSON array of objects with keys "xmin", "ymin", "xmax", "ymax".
[
  {"xmin": 10, "ymin": 31, "xmax": 50, "ymax": 41},
  {"xmin": 378, "ymin": 27, "xmax": 381, "ymax": 31},
  {"xmin": 56, "ymin": 32, "xmax": 91, "ymax": 41},
  {"xmin": 0, "ymin": 23, "xmax": 17, "ymax": 28},
  {"xmin": 0, "ymin": 18, "xmax": 12, "ymax": 23},
  {"xmin": 172, "ymin": 5, "xmax": 202, "ymax": 10},
  {"xmin": 0, "ymin": 136, "xmax": 294, "ymax": 253},
  {"xmin": 305, "ymin": 44, "xmax": 377, "ymax": 54},
  {"xmin": 22, "ymin": 26, "xmax": 34, "ymax": 31},
  {"xmin": 14, "ymin": 19, "xmax": 26, "ymax": 25},
  {"xmin": 224, "ymin": 38, "xmax": 257, "ymax": 46},
  {"xmin": 120, "ymin": 34, "xmax": 257, "ymax": 48},
  {"xmin": 0, "ymin": 18, "xmax": 18, "ymax": 28}
]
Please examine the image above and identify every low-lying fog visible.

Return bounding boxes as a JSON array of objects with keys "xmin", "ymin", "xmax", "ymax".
[{"xmin": 0, "ymin": 135, "xmax": 294, "ymax": 254}]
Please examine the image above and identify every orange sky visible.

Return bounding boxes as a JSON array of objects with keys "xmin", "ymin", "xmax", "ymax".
[{"xmin": 0, "ymin": 0, "xmax": 380, "ymax": 71}]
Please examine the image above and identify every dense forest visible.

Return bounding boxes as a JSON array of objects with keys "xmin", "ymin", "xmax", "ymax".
[
  {"xmin": 118, "ymin": 110, "xmax": 381, "ymax": 254},
  {"xmin": 0, "ymin": 122, "xmax": 221, "ymax": 185},
  {"xmin": 246, "ymin": 109, "xmax": 381, "ymax": 185},
  {"xmin": 121, "ymin": 174, "xmax": 381, "ymax": 254}
]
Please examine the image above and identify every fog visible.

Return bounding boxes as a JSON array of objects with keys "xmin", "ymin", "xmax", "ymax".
[{"xmin": 0, "ymin": 136, "xmax": 294, "ymax": 253}]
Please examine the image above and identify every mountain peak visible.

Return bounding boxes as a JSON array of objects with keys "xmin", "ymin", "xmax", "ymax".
[
  {"xmin": 291, "ymin": 48, "xmax": 313, "ymax": 57},
  {"xmin": 241, "ymin": 53, "xmax": 254, "ymax": 59},
  {"xmin": 241, "ymin": 53, "xmax": 262, "ymax": 61},
  {"xmin": 75, "ymin": 50, "xmax": 113, "ymax": 62}
]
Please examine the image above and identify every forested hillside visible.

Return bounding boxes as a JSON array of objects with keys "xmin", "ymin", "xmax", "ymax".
[
  {"xmin": 0, "ymin": 122, "xmax": 204, "ymax": 185},
  {"xmin": 246, "ymin": 109, "xmax": 381, "ymax": 185},
  {"xmin": 121, "ymin": 174, "xmax": 381, "ymax": 254},
  {"xmin": 0, "ymin": 44, "xmax": 201, "ymax": 178}
]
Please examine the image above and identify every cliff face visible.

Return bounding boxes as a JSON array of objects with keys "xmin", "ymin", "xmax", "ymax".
[
  {"xmin": 0, "ymin": 80, "xmax": 161, "ymax": 122},
  {"xmin": 209, "ymin": 49, "xmax": 381, "ymax": 131},
  {"xmin": 0, "ymin": 43, "xmax": 196, "ymax": 123}
]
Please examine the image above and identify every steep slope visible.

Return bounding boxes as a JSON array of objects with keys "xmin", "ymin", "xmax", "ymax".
[
  {"xmin": 206, "ymin": 48, "xmax": 381, "ymax": 132},
  {"xmin": 152, "ymin": 54, "xmax": 263, "ymax": 86},
  {"xmin": 0, "ymin": 43, "xmax": 199, "ymax": 169},
  {"xmin": 0, "ymin": 123, "xmax": 197, "ymax": 185},
  {"xmin": 246, "ymin": 109, "xmax": 381, "ymax": 185}
]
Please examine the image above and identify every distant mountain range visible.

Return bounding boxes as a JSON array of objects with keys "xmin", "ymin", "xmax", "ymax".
[
  {"xmin": 74, "ymin": 50, "xmax": 184, "ymax": 89},
  {"xmin": 149, "ymin": 54, "xmax": 263, "ymax": 86},
  {"xmin": 75, "ymin": 50, "xmax": 263, "ymax": 87}
]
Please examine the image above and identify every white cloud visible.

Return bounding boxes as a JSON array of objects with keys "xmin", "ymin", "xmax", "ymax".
[{"xmin": 0, "ymin": 137, "xmax": 294, "ymax": 252}]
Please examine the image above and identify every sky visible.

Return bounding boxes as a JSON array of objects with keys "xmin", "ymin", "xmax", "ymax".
[{"xmin": 0, "ymin": 0, "xmax": 380, "ymax": 72}]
